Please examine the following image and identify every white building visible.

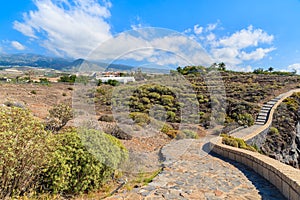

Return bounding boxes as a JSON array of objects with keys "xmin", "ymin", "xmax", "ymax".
[{"xmin": 97, "ymin": 76, "xmax": 135, "ymax": 84}]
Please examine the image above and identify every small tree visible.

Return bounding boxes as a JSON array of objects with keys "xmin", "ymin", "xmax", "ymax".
[
  {"xmin": 176, "ymin": 66, "xmax": 183, "ymax": 74},
  {"xmin": 97, "ymin": 79, "xmax": 102, "ymax": 86},
  {"xmin": 59, "ymin": 75, "xmax": 76, "ymax": 83},
  {"xmin": 218, "ymin": 62, "xmax": 226, "ymax": 71},
  {"xmin": 106, "ymin": 79, "xmax": 120, "ymax": 86},
  {"xmin": 268, "ymin": 67, "xmax": 274, "ymax": 72}
]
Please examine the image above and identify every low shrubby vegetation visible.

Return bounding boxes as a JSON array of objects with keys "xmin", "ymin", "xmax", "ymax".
[
  {"xmin": 0, "ymin": 107, "xmax": 52, "ymax": 198},
  {"xmin": 94, "ymin": 65, "xmax": 300, "ymax": 138},
  {"xmin": 40, "ymin": 128, "xmax": 127, "ymax": 195},
  {"xmin": 0, "ymin": 106, "xmax": 128, "ymax": 199},
  {"xmin": 45, "ymin": 103, "xmax": 73, "ymax": 132},
  {"xmin": 221, "ymin": 134, "xmax": 257, "ymax": 152},
  {"xmin": 1, "ymin": 63, "xmax": 300, "ymax": 198},
  {"xmin": 262, "ymin": 92, "xmax": 300, "ymax": 168}
]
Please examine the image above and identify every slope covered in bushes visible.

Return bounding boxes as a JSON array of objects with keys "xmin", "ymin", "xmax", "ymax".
[
  {"xmin": 0, "ymin": 106, "xmax": 128, "ymax": 198},
  {"xmin": 262, "ymin": 92, "xmax": 300, "ymax": 168}
]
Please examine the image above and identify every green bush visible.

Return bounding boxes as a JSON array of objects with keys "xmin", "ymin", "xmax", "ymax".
[
  {"xmin": 236, "ymin": 113, "xmax": 254, "ymax": 126},
  {"xmin": 148, "ymin": 92, "xmax": 161, "ymax": 99},
  {"xmin": 97, "ymin": 79, "xmax": 102, "ymax": 86},
  {"xmin": 160, "ymin": 123, "xmax": 173, "ymax": 135},
  {"xmin": 166, "ymin": 111, "xmax": 176, "ymax": 122},
  {"xmin": 106, "ymin": 79, "xmax": 120, "ymax": 86},
  {"xmin": 0, "ymin": 107, "xmax": 52, "ymax": 198},
  {"xmin": 221, "ymin": 134, "xmax": 257, "ymax": 152},
  {"xmin": 40, "ymin": 128, "xmax": 128, "ymax": 195},
  {"xmin": 45, "ymin": 104, "xmax": 73, "ymax": 132},
  {"xmin": 283, "ymin": 97, "xmax": 299, "ymax": 112},
  {"xmin": 129, "ymin": 112, "xmax": 150, "ymax": 126},
  {"xmin": 59, "ymin": 75, "xmax": 76, "ymax": 83},
  {"xmin": 161, "ymin": 95, "xmax": 174, "ymax": 106},
  {"xmin": 269, "ymin": 127, "xmax": 279, "ymax": 135},
  {"xmin": 222, "ymin": 136, "xmax": 238, "ymax": 147},
  {"xmin": 39, "ymin": 78, "xmax": 50, "ymax": 84}
]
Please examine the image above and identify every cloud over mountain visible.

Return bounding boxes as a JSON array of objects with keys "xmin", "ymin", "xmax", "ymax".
[{"xmin": 14, "ymin": 0, "xmax": 112, "ymax": 58}]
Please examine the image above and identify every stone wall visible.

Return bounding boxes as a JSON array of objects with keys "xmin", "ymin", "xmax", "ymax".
[
  {"xmin": 246, "ymin": 124, "xmax": 270, "ymax": 149},
  {"xmin": 210, "ymin": 88, "xmax": 300, "ymax": 200},
  {"xmin": 210, "ymin": 137, "xmax": 300, "ymax": 200}
]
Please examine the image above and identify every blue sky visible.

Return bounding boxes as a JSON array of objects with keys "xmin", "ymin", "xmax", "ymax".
[{"xmin": 1, "ymin": 0, "xmax": 300, "ymax": 72}]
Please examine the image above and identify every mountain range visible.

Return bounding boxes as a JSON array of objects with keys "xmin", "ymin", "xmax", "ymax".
[{"xmin": 0, "ymin": 54, "xmax": 169, "ymax": 73}]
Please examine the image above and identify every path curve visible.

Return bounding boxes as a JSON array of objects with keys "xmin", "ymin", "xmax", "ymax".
[
  {"xmin": 106, "ymin": 90, "xmax": 300, "ymax": 199},
  {"xmin": 108, "ymin": 139, "xmax": 285, "ymax": 199}
]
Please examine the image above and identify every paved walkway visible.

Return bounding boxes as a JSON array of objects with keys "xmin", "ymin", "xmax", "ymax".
[
  {"xmin": 107, "ymin": 139, "xmax": 285, "ymax": 200},
  {"xmin": 107, "ymin": 90, "xmax": 300, "ymax": 199}
]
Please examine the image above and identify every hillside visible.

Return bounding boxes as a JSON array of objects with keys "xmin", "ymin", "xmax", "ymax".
[
  {"xmin": 1, "ymin": 67, "xmax": 300, "ymax": 198},
  {"xmin": 95, "ymin": 68, "xmax": 300, "ymax": 137},
  {"xmin": 262, "ymin": 92, "xmax": 300, "ymax": 168}
]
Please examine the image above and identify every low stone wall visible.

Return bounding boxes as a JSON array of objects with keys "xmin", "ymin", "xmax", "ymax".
[
  {"xmin": 210, "ymin": 138, "xmax": 300, "ymax": 200},
  {"xmin": 210, "ymin": 89, "xmax": 300, "ymax": 200},
  {"xmin": 246, "ymin": 124, "xmax": 270, "ymax": 149}
]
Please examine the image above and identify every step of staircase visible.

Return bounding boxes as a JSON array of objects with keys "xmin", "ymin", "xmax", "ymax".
[
  {"xmin": 257, "ymin": 116, "xmax": 267, "ymax": 120},
  {"xmin": 258, "ymin": 112, "xmax": 268, "ymax": 117},
  {"xmin": 260, "ymin": 108, "xmax": 270, "ymax": 113},
  {"xmin": 256, "ymin": 119, "xmax": 266, "ymax": 123},
  {"xmin": 262, "ymin": 104, "xmax": 273, "ymax": 108}
]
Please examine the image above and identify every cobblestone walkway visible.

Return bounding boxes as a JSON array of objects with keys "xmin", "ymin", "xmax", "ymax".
[{"xmin": 107, "ymin": 139, "xmax": 285, "ymax": 200}]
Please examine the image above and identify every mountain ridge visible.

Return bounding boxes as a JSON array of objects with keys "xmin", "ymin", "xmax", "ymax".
[{"xmin": 0, "ymin": 53, "xmax": 168, "ymax": 73}]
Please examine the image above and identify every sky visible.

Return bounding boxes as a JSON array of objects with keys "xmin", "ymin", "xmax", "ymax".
[{"xmin": 1, "ymin": 0, "xmax": 300, "ymax": 72}]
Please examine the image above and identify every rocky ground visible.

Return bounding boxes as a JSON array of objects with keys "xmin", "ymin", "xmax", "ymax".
[
  {"xmin": 107, "ymin": 139, "xmax": 285, "ymax": 200},
  {"xmin": 262, "ymin": 92, "xmax": 300, "ymax": 169},
  {"xmin": 0, "ymin": 79, "xmax": 295, "ymax": 199},
  {"xmin": 0, "ymin": 82, "xmax": 73, "ymax": 119}
]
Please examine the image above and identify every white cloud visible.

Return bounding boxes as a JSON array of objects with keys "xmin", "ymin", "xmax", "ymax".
[
  {"xmin": 287, "ymin": 63, "xmax": 300, "ymax": 73},
  {"xmin": 193, "ymin": 24, "xmax": 203, "ymax": 35},
  {"xmin": 240, "ymin": 47, "xmax": 275, "ymax": 61},
  {"xmin": 184, "ymin": 28, "xmax": 192, "ymax": 34},
  {"xmin": 226, "ymin": 64, "xmax": 253, "ymax": 72},
  {"xmin": 211, "ymin": 47, "xmax": 240, "ymax": 65},
  {"xmin": 192, "ymin": 24, "xmax": 276, "ymax": 69},
  {"xmin": 206, "ymin": 33, "xmax": 215, "ymax": 41},
  {"xmin": 13, "ymin": 3, "xmax": 274, "ymax": 70},
  {"xmin": 89, "ymin": 28, "xmax": 212, "ymax": 67},
  {"xmin": 217, "ymin": 25, "xmax": 273, "ymax": 48},
  {"xmin": 131, "ymin": 23, "xmax": 143, "ymax": 30},
  {"xmin": 13, "ymin": 20, "xmax": 37, "ymax": 39},
  {"xmin": 11, "ymin": 41, "xmax": 26, "ymax": 50},
  {"xmin": 14, "ymin": 0, "xmax": 112, "ymax": 58},
  {"xmin": 206, "ymin": 23, "xmax": 218, "ymax": 32}
]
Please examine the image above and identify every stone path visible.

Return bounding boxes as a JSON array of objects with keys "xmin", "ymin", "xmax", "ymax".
[
  {"xmin": 107, "ymin": 139, "xmax": 285, "ymax": 199},
  {"xmin": 107, "ymin": 90, "xmax": 300, "ymax": 199}
]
